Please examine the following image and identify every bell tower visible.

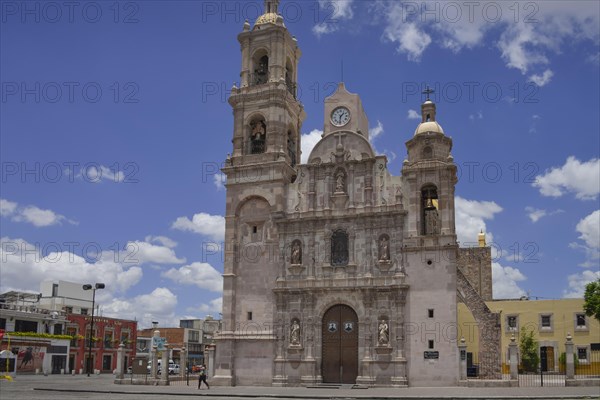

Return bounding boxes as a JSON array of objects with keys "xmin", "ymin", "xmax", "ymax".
[
  {"xmin": 215, "ymin": 0, "xmax": 305, "ymax": 387},
  {"xmin": 402, "ymin": 93, "xmax": 457, "ymax": 238},
  {"xmin": 227, "ymin": 0, "xmax": 305, "ymax": 169},
  {"xmin": 401, "ymin": 91, "xmax": 460, "ymax": 387}
]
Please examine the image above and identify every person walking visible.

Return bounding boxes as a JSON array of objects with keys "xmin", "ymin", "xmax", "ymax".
[{"xmin": 198, "ymin": 364, "xmax": 209, "ymax": 389}]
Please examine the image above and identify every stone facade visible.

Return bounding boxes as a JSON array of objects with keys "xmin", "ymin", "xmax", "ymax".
[
  {"xmin": 214, "ymin": 0, "xmax": 461, "ymax": 387},
  {"xmin": 457, "ymin": 247, "xmax": 493, "ymax": 301}
]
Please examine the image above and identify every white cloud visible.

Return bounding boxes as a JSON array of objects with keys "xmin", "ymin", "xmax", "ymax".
[
  {"xmin": 0, "ymin": 236, "xmax": 143, "ymax": 295},
  {"xmin": 469, "ymin": 111, "xmax": 484, "ymax": 121},
  {"xmin": 492, "ymin": 262, "xmax": 527, "ymax": 299},
  {"xmin": 0, "ymin": 199, "xmax": 17, "ymax": 217},
  {"xmin": 533, "ymin": 157, "xmax": 600, "ymax": 200},
  {"xmin": 187, "ymin": 297, "xmax": 223, "ymax": 315},
  {"xmin": 372, "ymin": 1, "xmax": 599, "ymax": 75},
  {"xmin": 79, "ymin": 164, "xmax": 125, "ymax": 183},
  {"xmin": 369, "ymin": 120, "xmax": 384, "ymax": 140},
  {"xmin": 498, "ymin": 23, "xmax": 549, "ymax": 75},
  {"xmin": 213, "ymin": 172, "xmax": 227, "ymax": 190},
  {"xmin": 129, "ymin": 240, "xmax": 186, "ymax": 264},
  {"xmin": 525, "ymin": 207, "xmax": 564, "ymax": 223},
  {"xmin": 384, "ymin": 20, "xmax": 432, "ymax": 61},
  {"xmin": 1, "ymin": 199, "xmax": 76, "ymax": 227},
  {"xmin": 145, "ymin": 235, "xmax": 177, "ymax": 249},
  {"xmin": 455, "ymin": 196, "xmax": 503, "ymax": 246},
  {"xmin": 525, "ymin": 207, "xmax": 546, "ymax": 223},
  {"xmin": 17, "ymin": 206, "xmax": 70, "ymax": 227},
  {"xmin": 576, "ymin": 210, "xmax": 600, "ymax": 250},
  {"xmin": 171, "ymin": 212, "xmax": 225, "ymax": 241},
  {"xmin": 407, "ymin": 109, "xmax": 420, "ymax": 119},
  {"xmin": 103, "ymin": 287, "xmax": 179, "ymax": 328},
  {"xmin": 563, "ymin": 270, "xmax": 600, "ymax": 298},
  {"xmin": 529, "ymin": 69, "xmax": 554, "ymax": 86},
  {"xmin": 162, "ymin": 262, "xmax": 223, "ymax": 292},
  {"xmin": 312, "ymin": 0, "xmax": 354, "ymax": 37},
  {"xmin": 301, "ymin": 129, "xmax": 323, "ymax": 164},
  {"xmin": 570, "ymin": 210, "xmax": 600, "ymax": 268}
]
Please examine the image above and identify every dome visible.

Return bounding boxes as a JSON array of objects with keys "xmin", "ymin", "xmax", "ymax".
[
  {"xmin": 256, "ymin": 12, "xmax": 278, "ymax": 25},
  {"xmin": 414, "ymin": 121, "xmax": 444, "ymax": 136}
]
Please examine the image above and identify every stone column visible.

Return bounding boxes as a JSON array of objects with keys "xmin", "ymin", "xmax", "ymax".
[
  {"xmin": 150, "ymin": 345, "xmax": 158, "ymax": 379},
  {"xmin": 508, "ymin": 335, "xmax": 518, "ymax": 380},
  {"xmin": 458, "ymin": 337, "xmax": 467, "ymax": 381},
  {"xmin": 206, "ymin": 345, "xmax": 215, "ymax": 378},
  {"xmin": 565, "ymin": 333, "xmax": 574, "ymax": 379},
  {"xmin": 116, "ymin": 343, "xmax": 125, "ymax": 379},
  {"xmin": 181, "ymin": 346, "xmax": 187, "ymax": 378},
  {"xmin": 161, "ymin": 345, "xmax": 170, "ymax": 385}
]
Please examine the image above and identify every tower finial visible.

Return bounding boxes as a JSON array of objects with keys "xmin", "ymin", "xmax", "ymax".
[
  {"xmin": 422, "ymin": 85, "xmax": 434, "ymax": 101},
  {"xmin": 264, "ymin": 0, "xmax": 279, "ymax": 14},
  {"xmin": 478, "ymin": 230, "xmax": 486, "ymax": 247}
]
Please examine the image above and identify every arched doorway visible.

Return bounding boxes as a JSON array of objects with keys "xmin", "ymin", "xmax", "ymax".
[{"xmin": 321, "ymin": 304, "xmax": 358, "ymax": 383}]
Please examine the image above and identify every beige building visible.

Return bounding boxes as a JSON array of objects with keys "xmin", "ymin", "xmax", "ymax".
[
  {"xmin": 458, "ymin": 298, "xmax": 600, "ymax": 374},
  {"xmin": 213, "ymin": 0, "xmax": 462, "ymax": 387}
]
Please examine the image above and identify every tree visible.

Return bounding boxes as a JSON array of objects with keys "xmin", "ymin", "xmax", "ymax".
[
  {"xmin": 519, "ymin": 327, "xmax": 539, "ymax": 373},
  {"xmin": 583, "ymin": 278, "xmax": 600, "ymax": 322}
]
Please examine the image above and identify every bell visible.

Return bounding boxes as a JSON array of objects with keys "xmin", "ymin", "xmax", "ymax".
[{"xmin": 425, "ymin": 197, "xmax": 435, "ymax": 210}]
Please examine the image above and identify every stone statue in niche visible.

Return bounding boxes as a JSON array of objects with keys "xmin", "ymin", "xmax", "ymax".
[
  {"xmin": 291, "ymin": 241, "xmax": 302, "ymax": 265},
  {"xmin": 424, "ymin": 197, "xmax": 440, "ymax": 235},
  {"xmin": 251, "ymin": 120, "xmax": 266, "ymax": 140},
  {"xmin": 378, "ymin": 319, "xmax": 389, "ymax": 345},
  {"xmin": 378, "ymin": 236, "xmax": 390, "ymax": 262},
  {"xmin": 290, "ymin": 320, "xmax": 301, "ymax": 346},
  {"xmin": 335, "ymin": 171, "xmax": 345, "ymax": 193}
]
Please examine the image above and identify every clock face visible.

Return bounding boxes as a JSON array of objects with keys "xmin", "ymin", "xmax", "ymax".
[{"xmin": 331, "ymin": 107, "xmax": 350, "ymax": 127}]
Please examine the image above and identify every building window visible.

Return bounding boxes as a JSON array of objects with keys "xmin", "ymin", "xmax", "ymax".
[
  {"xmin": 14, "ymin": 319, "xmax": 38, "ymax": 333},
  {"xmin": 247, "ymin": 312, "xmax": 253, "ymax": 321},
  {"xmin": 104, "ymin": 330, "xmax": 114, "ymax": 348},
  {"xmin": 331, "ymin": 229, "xmax": 349, "ymax": 267},
  {"xmin": 575, "ymin": 313, "xmax": 588, "ymax": 331},
  {"xmin": 428, "ymin": 340, "xmax": 434, "ymax": 349},
  {"xmin": 81, "ymin": 308, "xmax": 88, "ymax": 315},
  {"xmin": 577, "ymin": 347, "xmax": 588, "ymax": 362},
  {"xmin": 64, "ymin": 306, "xmax": 73, "ymax": 314},
  {"xmin": 188, "ymin": 330, "xmax": 200, "ymax": 343},
  {"xmin": 506, "ymin": 315, "xmax": 518, "ymax": 332},
  {"xmin": 0, "ymin": 318, "xmax": 5, "ymax": 330},
  {"xmin": 540, "ymin": 314, "xmax": 553, "ymax": 331},
  {"xmin": 66, "ymin": 327, "xmax": 79, "ymax": 347},
  {"xmin": 428, "ymin": 309, "xmax": 434, "ymax": 318}
]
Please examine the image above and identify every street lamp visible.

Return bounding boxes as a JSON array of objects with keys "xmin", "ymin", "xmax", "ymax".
[{"xmin": 83, "ymin": 283, "xmax": 105, "ymax": 377}]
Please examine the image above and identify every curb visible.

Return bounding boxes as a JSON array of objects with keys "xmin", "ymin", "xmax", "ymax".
[{"xmin": 32, "ymin": 388, "xmax": 600, "ymax": 400}]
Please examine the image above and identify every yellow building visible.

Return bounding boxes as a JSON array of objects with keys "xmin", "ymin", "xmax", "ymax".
[{"xmin": 458, "ymin": 298, "xmax": 600, "ymax": 374}]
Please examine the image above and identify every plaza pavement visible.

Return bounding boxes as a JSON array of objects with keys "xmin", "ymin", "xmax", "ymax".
[{"xmin": 0, "ymin": 373, "xmax": 598, "ymax": 399}]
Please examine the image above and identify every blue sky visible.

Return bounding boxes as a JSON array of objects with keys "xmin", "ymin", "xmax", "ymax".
[{"xmin": 1, "ymin": 0, "xmax": 599, "ymax": 328}]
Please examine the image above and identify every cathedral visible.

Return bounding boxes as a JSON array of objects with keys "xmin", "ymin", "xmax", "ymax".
[{"xmin": 213, "ymin": 0, "xmax": 462, "ymax": 387}]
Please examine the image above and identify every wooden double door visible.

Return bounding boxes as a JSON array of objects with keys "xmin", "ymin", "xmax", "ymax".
[{"xmin": 321, "ymin": 304, "xmax": 358, "ymax": 383}]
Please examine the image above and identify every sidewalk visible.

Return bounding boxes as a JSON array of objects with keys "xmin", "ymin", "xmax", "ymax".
[{"xmin": 3, "ymin": 374, "xmax": 599, "ymax": 399}]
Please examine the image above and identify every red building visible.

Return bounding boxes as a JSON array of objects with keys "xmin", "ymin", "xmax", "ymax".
[{"xmin": 66, "ymin": 314, "xmax": 137, "ymax": 373}]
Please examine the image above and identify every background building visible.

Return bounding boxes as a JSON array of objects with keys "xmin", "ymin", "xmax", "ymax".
[
  {"xmin": 0, "ymin": 291, "xmax": 70, "ymax": 374},
  {"xmin": 458, "ymin": 298, "xmax": 600, "ymax": 374},
  {"xmin": 137, "ymin": 325, "xmax": 202, "ymax": 367},
  {"xmin": 1, "ymin": 281, "xmax": 137, "ymax": 374},
  {"xmin": 66, "ymin": 313, "xmax": 136, "ymax": 374}
]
